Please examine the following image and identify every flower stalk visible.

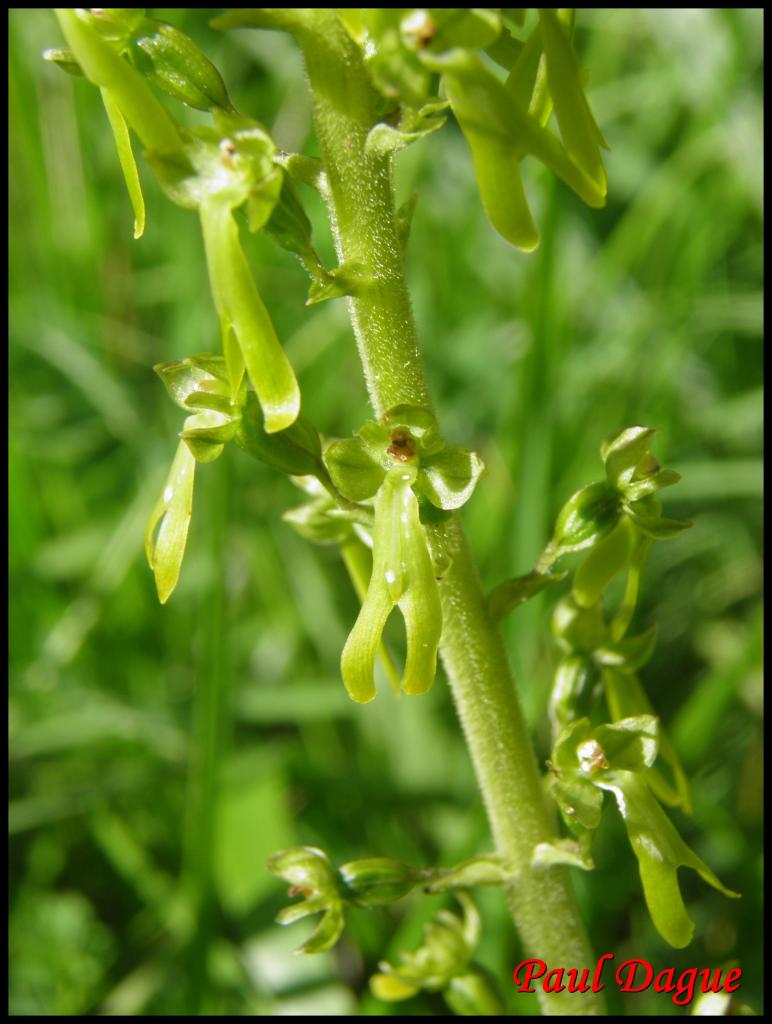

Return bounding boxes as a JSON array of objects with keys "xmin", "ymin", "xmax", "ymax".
[
  {"xmin": 43, "ymin": 9, "xmax": 737, "ymax": 1014},
  {"xmin": 300, "ymin": 13, "xmax": 605, "ymax": 1015}
]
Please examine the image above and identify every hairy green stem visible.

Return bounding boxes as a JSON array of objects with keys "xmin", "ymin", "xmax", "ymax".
[{"xmin": 302, "ymin": 15, "xmax": 605, "ymax": 1015}]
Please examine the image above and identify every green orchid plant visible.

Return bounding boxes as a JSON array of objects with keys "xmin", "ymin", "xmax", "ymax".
[
  {"xmin": 324, "ymin": 406, "xmax": 485, "ymax": 702},
  {"xmin": 44, "ymin": 8, "xmax": 740, "ymax": 1015}
]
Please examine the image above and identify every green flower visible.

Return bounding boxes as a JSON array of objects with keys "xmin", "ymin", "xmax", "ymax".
[
  {"xmin": 145, "ymin": 355, "xmax": 242, "ymax": 603},
  {"xmin": 541, "ymin": 426, "xmax": 691, "ymax": 568},
  {"xmin": 148, "ymin": 111, "xmax": 298, "ymax": 429},
  {"xmin": 324, "ymin": 406, "xmax": 485, "ymax": 702},
  {"xmin": 267, "ymin": 847, "xmax": 345, "ymax": 955},
  {"xmin": 549, "ymin": 717, "xmax": 738, "ymax": 949},
  {"xmin": 268, "ymin": 848, "xmax": 426, "ymax": 953}
]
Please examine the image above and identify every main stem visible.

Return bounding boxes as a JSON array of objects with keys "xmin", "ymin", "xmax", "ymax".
[{"xmin": 302, "ymin": 18, "xmax": 605, "ymax": 1016}]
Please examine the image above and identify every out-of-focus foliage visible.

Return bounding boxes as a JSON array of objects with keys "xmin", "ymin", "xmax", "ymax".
[{"xmin": 9, "ymin": 8, "xmax": 762, "ymax": 1016}]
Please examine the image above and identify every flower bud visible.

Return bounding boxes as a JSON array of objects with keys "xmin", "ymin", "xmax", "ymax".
[
  {"xmin": 552, "ymin": 480, "xmax": 621, "ymax": 555},
  {"xmin": 338, "ymin": 857, "xmax": 421, "ymax": 907},
  {"xmin": 130, "ymin": 19, "xmax": 233, "ymax": 111}
]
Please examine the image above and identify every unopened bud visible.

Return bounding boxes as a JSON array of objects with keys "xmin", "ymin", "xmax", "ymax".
[
  {"xmin": 552, "ymin": 481, "xmax": 621, "ymax": 555},
  {"xmin": 130, "ymin": 19, "xmax": 233, "ymax": 111},
  {"xmin": 339, "ymin": 857, "xmax": 420, "ymax": 907}
]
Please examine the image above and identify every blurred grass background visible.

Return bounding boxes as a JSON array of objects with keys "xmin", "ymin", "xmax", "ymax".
[{"xmin": 8, "ymin": 8, "xmax": 763, "ymax": 1016}]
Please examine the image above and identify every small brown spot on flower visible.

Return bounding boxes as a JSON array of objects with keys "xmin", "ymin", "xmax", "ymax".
[
  {"xmin": 577, "ymin": 739, "xmax": 609, "ymax": 774},
  {"xmin": 387, "ymin": 429, "xmax": 416, "ymax": 462},
  {"xmin": 219, "ymin": 139, "xmax": 237, "ymax": 166},
  {"xmin": 402, "ymin": 10, "xmax": 436, "ymax": 48}
]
